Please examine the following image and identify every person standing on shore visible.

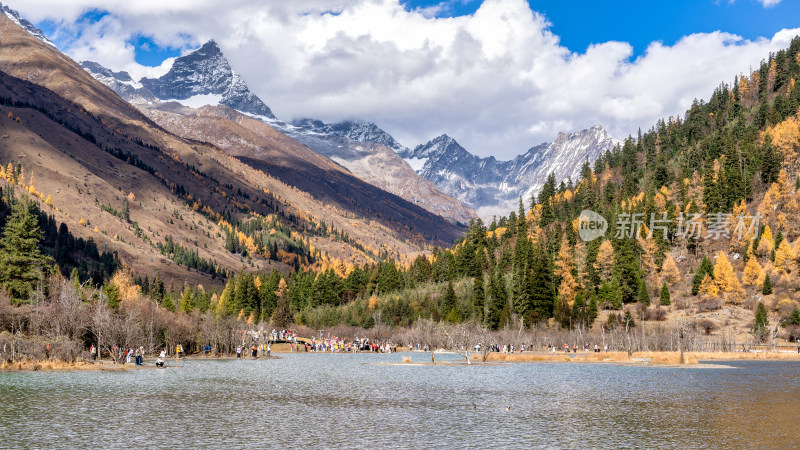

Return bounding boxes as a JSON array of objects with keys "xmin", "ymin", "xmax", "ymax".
[{"xmin": 236, "ymin": 346, "xmax": 242, "ymax": 358}]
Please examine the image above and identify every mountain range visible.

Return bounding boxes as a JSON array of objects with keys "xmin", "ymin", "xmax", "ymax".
[
  {"xmin": 0, "ymin": 5, "xmax": 465, "ymax": 288},
  {"xmin": 79, "ymin": 40, "xmax": 617, "ymax": 220},
  {"xmin": 80, "ymin": 42, "xmax": 476, "ymax": 225}
]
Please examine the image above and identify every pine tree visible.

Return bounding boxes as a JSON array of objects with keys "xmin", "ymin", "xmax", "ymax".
[
  {"xmin": 0, "ymin": 196, "xmax": 51, "ymax": 302},
  {"xmin": 638, "ymin": 278, "xmax": 650, "ymax": 306},
  {"xmin": 762, "ymin": 274, "xmax": 773, "ymax": 295},
  {"xmin": 587, "ymin": 295, "xmax": 598, "ymax": 326},
  {"xmin": 692, "ymin": 257, "xmax": 714, "ymax": 296},
  {"xmin": 659, "ymin": 282, "xmax": 671, "ymax": 306},
  {"xmin": 538, "ymin": 173, "xmax": 557, "ymax": 227},
  {"xmin": 180, "ymin": 287, "xmax": 194, "ymax": 313},
  {"xmin": 761, "ymin": 134, "xmax": 781, "ymax": 184},
  {"xmin": 754, "ymin": 301, "xmax": 769, "ymax": 338},
  {"xmin": 486, "ymin": 266, "xmax": 507, "ymax": 330},
  {"xmin": 272, "ymin": 291, "xmax": 293, "ymax": 328},
  {"xmin": 121, "ymin": 197, "xmax": 130, "ymax": 222},
  {"xmin": 789, "ymin": 307, "xmax": 800, "ymax": 326},
  {"xmin": 472, "ymin": 274, "xmax": 485, "ymax": 321},
  {"xmin": 530, "ymin": 239, "xmax": 555, "ymax": 321},
  {"xmin": 441, "ymin": 280, "xmax": 457, "ymax": 318},
  {"xmin": 554, "ymin": 296, "xmax": 571, "ymax": 329}
]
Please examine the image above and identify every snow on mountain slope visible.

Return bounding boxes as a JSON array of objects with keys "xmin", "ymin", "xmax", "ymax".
[
  {"xmin": 0, "ymin": 2, "xmax": 55, "ymax": 47},
  {"xmin": 277, "ymin": 121, "xmax": 476, "ymax": 224},
  {"xmin": 82, "ymin": 45, "xmax": 475, "ymax": 224},
  {"xmin": 405, "ymin": 125, "xmax": 620, "ymax": 216},
  {"xmin": 293, "ymin": 118, "xmax": 408, "ymax": 154}
]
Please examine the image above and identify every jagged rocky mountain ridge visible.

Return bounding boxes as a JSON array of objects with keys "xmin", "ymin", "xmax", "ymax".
[
  {"xmin": 0, "ymin": 2, "xmax": 55, "ymax": 47},
  {"xmin": 82, "ymin": 41, "xmax": 275, "ymax": 118},
  {"xmin": 292, "ymin": 118, "xmax": 408, "ymax": 154},
  {"xmin": 81, "ymin": 44, "xmax": 476, "ymax": 224},
  {"xmin": 81, "ymin": 38, "xmax": 617, "ymax": 219},
  {"xmin": 291, "ymin": 119, "xmax": 619, "ymax": 213},
  {"xmin": 400, "ymin": 126, "xmax": 620, "ymax": 213}
]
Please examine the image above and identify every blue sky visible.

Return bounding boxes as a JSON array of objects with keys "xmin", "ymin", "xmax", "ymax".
[
  {"xmin": 404, "ymin": 0, "xmax": 800, "ymax": 57},
  {"xmin": 34, "ymin": 0, "xmax": 800, "ymax": 67},
  {"xmin": 16, "ymin": 0, "xmax": 800, "ymax": 161}
]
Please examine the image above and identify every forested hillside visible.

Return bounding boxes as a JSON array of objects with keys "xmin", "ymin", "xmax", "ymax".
[
  {"xmin": 191, "ymin": 36, "xmax": 800, "ymax": 339},
  {"xmin": 3, "ymin": 23, "xmax": 800, "ymax": 359}
]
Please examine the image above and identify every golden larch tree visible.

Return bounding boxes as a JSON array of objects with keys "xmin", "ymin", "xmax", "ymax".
[
  {"xmin": 594, "ymin": 239, "xmax": 615, "ymax": 282},
  {"xmin": 713, "ymin": 251, "xmax": 744, "ymax": 302},
  {"xmin": 742, "ymin": 255, "xmax": 765, "ymax": 286},
  {"xmin": 660, "ymin": 254, "xmax": 681, "ymax": 285},
  {"xmin": 774, "ymin": 239, "xmax": 796, "ymax": 274},
  {"xmin": 757, "ymin": 225, "xmax": 775, "ymax": 256},
  {"xmin": 699, "ymin": 274, "xmax": 719, "ymax": 298}
]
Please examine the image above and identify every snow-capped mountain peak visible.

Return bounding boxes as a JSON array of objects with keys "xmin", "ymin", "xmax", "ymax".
[
  {"xmin": 137, "ymin": 40, "xmax": 275, "ymax": 119},
  {"xmin": 292, "ymin": 118, "xmax": 408, "ymax": 153},
  {"xmin": 1, "ymin": 2, "xmax": 56, "ymax": 48},
  {"xmin": 403, "ymin": 125, "xmax": 620, "ymax": 215}
]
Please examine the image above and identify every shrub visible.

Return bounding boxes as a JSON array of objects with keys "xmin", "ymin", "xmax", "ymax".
[{"xmin": 696, "ymin": 298, "xmax": 722, "ymax": 312}]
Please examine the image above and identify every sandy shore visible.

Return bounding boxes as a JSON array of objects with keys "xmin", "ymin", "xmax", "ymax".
[
  {"xmin": 472, "ymin": 350, "xmax": 800, "ymax": 366},
  {"xmin": 0, "ymin": 359, "xmax": 154, "ymax": 372}
]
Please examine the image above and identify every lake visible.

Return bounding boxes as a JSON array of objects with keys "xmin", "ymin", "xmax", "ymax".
[{"xmin": 1, "ymin": 353, "xmax": 799, "ymax": 448}]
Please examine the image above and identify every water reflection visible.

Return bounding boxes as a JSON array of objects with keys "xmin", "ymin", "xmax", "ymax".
[{"xmin": 1, "ymin": 355, "xmax": 798, "ymax": 448}]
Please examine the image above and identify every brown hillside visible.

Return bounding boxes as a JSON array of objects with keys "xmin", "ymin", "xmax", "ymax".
[{"xmin": 0, "ymin": 14, "xmax": 454, "ymax": 285}]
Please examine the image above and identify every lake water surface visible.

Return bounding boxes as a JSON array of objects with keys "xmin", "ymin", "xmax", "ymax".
[{"xmin": 1, "ymin": 353, "xmax": 799, "ymax": 448}]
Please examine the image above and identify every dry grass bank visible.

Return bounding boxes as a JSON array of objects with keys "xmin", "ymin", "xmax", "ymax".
[{"xmin": 0, "ymin": 359, "xmax": 144, "ymax": 371}]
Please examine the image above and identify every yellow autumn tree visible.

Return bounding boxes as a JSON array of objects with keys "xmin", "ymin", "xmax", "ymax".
[
  {"xmin": 638, "ymin": 235, "xmax": 658, "ymax": 285},
  {"xmin": 776, "ymin": 170, "xmax": 792, "ymax": 199},
  {"xmin": 110, "ymin": 269, "xmax": 141, "ymax": 303},
  {"xmin": 742, "ymin": 255, "xmax": 765, "ymax": 286},
  {"xmin": 660, "ymin": 254, "xmax": 681, "ymax": 285},
  {"xmin": 759, "ymin": 188, "xmax": 776, "ymax": 220},
  {"xmin": 766, "ymin": 116, "xmax": 800, "ymax": 166},
  {"xmin": 774, "ymin": 239, "xmax": 796, "ymax": 273},
  {"xmin": 368, "ymin": 294, "xmax": 379, "ymax": 310},
  {"xmin": 713, "ymin": 251, "xmax": 744, "ymax": 302},
  {"xmin": 555, "ymin": 235, "xmax": 579, "ymax": 306},
  {"xmin": 699, "ymin": 274, "xmax": 719, "ymax": 298},
  {"xmin": 44, "ymin": 194, "xmax": 53, "ymax": 208},
  {"xmin": 757, "ymin": 225, "xmax": 774, "ymax": 256},
  {"xmin": 594, "ymin": 240, "xmax": 615, "ymax": 281}
]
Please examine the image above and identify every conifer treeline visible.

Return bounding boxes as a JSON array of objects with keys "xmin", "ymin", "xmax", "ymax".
[{"xmin": 4, "ymin": 38, "xmax": 800, "ymax": 337}]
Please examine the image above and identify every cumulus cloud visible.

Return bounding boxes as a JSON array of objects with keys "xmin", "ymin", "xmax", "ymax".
[
  {"xmin": 758, "ymin": 0, "xmax": 782, "ymax": 7},
  {"xmin": 9, "ymin": 0, "xmax": 800, "ymax": 158}
]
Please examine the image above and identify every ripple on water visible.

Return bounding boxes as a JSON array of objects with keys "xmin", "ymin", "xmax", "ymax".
[{"xmin": 1, "ymin": 355, "xmax": 799, "ymax": 448}]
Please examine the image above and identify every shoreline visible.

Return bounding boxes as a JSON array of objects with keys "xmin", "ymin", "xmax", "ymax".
[
  {"xmin": 471, "ymin": 350, "xmax": 800, "ymax": 366},
  {"xmin": 4, "ymin": 350, "xmax": 799, "ymax": 372}
]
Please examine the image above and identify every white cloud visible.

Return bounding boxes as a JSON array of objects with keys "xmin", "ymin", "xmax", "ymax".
[
  {"xmin": 758, "ymin": 0, "xmax": 782, "ymax": 7},
  {"xmin": 8, "ymin": 0, "xmax": 800, "ymax": 159}
]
